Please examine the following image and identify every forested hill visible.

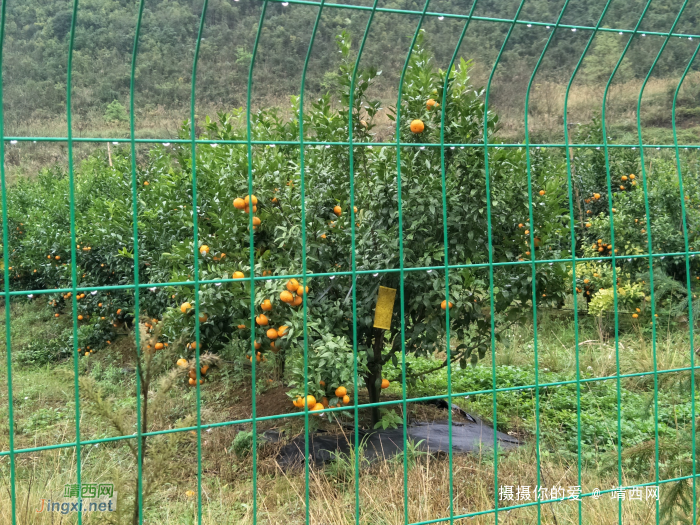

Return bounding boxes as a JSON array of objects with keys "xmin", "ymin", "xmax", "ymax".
[{"xmin": 4, "ymin": 0, "xmax": 699, "ymax": 122}]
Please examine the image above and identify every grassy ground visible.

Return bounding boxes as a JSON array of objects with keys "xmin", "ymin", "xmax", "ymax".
[{"xmin": 0, "ymin": 300, "xmax": 694, "ymax": 524}]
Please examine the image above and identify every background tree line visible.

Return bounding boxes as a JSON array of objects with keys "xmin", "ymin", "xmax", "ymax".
[{"xmin": 3, "ymin": 0, "xmax": 699, "ymax": 128}]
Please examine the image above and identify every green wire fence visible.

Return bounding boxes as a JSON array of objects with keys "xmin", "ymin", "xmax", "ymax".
[{"xmin": 1, "ymin": 0, "xmax": 699, "ymax": 524}]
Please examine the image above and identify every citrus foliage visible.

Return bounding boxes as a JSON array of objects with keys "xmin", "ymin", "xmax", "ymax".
[{"xmin": 2, "ymin": 34, "xmax": 700, "ymax": 425}]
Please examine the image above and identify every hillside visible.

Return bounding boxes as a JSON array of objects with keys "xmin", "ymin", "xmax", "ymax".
[{"xmin": 3, "ymin": 0, "xmax": 699, "ymax": 134}]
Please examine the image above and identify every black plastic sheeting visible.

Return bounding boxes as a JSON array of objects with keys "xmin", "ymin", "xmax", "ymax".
[{"xmin": 273, "ymin": 418, "xmax": 520, "ymax": 469}]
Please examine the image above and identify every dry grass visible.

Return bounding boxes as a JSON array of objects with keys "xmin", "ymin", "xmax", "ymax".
[{"xmin": 0, "ymin": 442, "xmax": 663, "ymax": 525}]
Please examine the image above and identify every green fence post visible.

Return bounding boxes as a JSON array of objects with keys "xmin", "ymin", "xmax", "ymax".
[
  {"xmin": 129, "ymin": 1, "xmax": 147, "ymax": 522},
  {"xmin": 635, "ymin": 5, "xmax": 691, "ymax": 523},
  {"xmin": 0, "ymin": 0, "xmax": 15, "ymax": 521},
  {"xmin": 482, "ymin": 2, "xmax": 529, "ymax": 522},
  {"xmin": 599, "ymin": 4, "xmax": 653, "ymax": 522},
  {"xmin": 66, "ymin": 2, "xmax": 83, "ymax": 523},
  {"xmin": 562, "ymin": 3, "xmax": 616, "ymax": 524}
]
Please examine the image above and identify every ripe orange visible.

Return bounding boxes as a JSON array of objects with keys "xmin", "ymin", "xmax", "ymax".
[
  {"xmin": 621, "ymin": 176, "xmax": 628, "ymax": 181},
  {"xmin": 78, "ymin": 315, "xmax": 84, "ymax": 321},
  {"xmin": 319, "ymin": 380, "xmax": 326, "ymax": 387},
  {"xmin": 261, "ymin": 299, "xmax": 272, "ymax": 311},
  {"xmin": 585, "ymin": 223, "xmax": 591, "ymax": 228},
  {"xmin": 55, "ymin": 255, "xmax": 60, "ymax": 260},
  {"xmin": 305, "ymin": 395, "xmax": 316, "ymax": 408},
  {"xmin": 287, "ymin": 279, "xmax": 299, "ymax": 292},
  {"xmin": 54, "ymin": 313, "xmax": 59, "ymax": 317},
  {"xmin": 199, "ymin": 245, "xmax": 209, "ymax": 254},
  {"xmin": 177, "ymin": 358, "xmax": 188, "ymax": 368},
  {"xmin": 252, "ymin": 216, "xmax": 261, "ymax": 227},
  {"xmin": 201, "ymin": 365, "xmax": 209, "ymax": 375},
  {"xmin": 270, "ymin": 341, "xmax": 277, "ymax": 351},
  {"xmin": 237, "ymin": 324, "xmax": 246, "ymax": 329},
  {"xmin": 410, "ymin": 119, "xmax": 425, "ymax": 133},
  {"xmin": 342, "ymin": 395, "xmax": 350, "ymax": 405},
  {"xmin": 244, "ymin": 194, "xmax": 258, "ymax": 205},
  {"xmin": 333, "ymin": 205, "xmax": 342, "ymax": 217},
  {"xmin": 233, "ymin": 198, "xmax": 245, "ymax": 210},
  {"xmin": 155, "ymin": 342, "xmax": 164, "ymax": 350},
  {"xmin": 199, "ymin": 313, "xmax": 208, "ymax": 323},
  {"xmin": 441, "ymin": 300, "xmax": 453, "ymax": 310},
  {"xmin": 267, "ymin": 328, "xmax": 279, "ymax": 340},
  {"xmin": 629, "ymin": 174, "xmax": 635, "ymax": 180},
  {"xmin": 594, "ymin": 193, "xmax": 600, "ymax": 199},
  {"xmin": 256, "ymin": 314, "xmax": 269, "ymax": 326},
  {"xmin": 335, "ymin": 386, "xmax": 347, "ymax": 397},
  {"xmin": 280, "ymin": 290, "xmax": 294, "ymax": 303},
  {"xmin": 426, "ymin": 98, "xmax": 437, "ymax": 110},
  {"xmin": 632, "ymin": 313, "xmax": 638, "ymax": 318},
  {"xmin": 518, "ymin": 223, "xmax": 524, "ymax": 228},
  {"xmin": 254, "ymin": 341, "xmax": 261, "ymax": 350},
  {"xmin": 539, "ymin": 190, "xmax": 545, "ymax": 196},
  {"xmin": 524, "ymin": 229, "xmax": 530, "ymax": 235},
  {"xmin": 277, "ymin": 325, "xmax": 289, "ymax": 337},
  {"xmin": 189, "ymin": 342, "xmax": 197, "ymax": 350},
  {"xmin": 144, "ymin": 181, "xmax": 149, "ymax": 186},
  {"xmin": 189, "ymin": 378, "xmax": 196, "ymax": 386},
  {"xmin": 234, "ymin": 271, "xmax": 245, "ymax": 279},
  {"xmin": 292, "ymin": 295, "xmax": 303, "ymax": 307},
  {"xmin": 189, "ymin": 369, "xmax": 197, "ymax": 379},
  {"xmin": 181, "ymin": 302, "xmax": 191, "ymax": 314},
  {"xmin": 311, "ymin": 403, "xmax": 324, "ymax": 412},
  {"xmin": 381, "ymin": 378, "xmax": 390, "ymax": 389},
  {"xmin": 296, "ymin": 285, "xmax": 309, "ymax": 296}
]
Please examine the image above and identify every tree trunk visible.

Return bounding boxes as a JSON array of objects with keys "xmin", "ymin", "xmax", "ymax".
[{"xmin": 364, "ymin": 328, "xmax": 385, "ymax": 427}]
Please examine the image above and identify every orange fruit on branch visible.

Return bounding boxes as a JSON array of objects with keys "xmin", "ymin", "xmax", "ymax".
[{"xmin": 410, "ymin": 119, "xmax": 425, "ymax": 133}]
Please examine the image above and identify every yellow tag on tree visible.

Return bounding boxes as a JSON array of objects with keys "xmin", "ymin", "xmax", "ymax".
[{"xmin": 373, "ymin": 286, "xmax": 397, "ymax": 330}]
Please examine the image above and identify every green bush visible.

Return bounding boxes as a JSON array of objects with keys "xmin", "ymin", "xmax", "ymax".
[
  {"xmin": 231, "ymin": 430, "xmax": 255, "ymax": 458},
  {"xmin": 14, "ymin": 338, "xmax": 70, "ymax": 367}
]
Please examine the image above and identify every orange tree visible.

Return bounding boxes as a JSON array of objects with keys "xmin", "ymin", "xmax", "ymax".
[{"xmin": 2, "ymin": 35, "xmax": 570, "ymax": 425}]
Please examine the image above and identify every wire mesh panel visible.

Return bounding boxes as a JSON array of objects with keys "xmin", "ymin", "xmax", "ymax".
[{"xmin": 0, "ymin": 0, "xmax": 699, "ymax": 524}]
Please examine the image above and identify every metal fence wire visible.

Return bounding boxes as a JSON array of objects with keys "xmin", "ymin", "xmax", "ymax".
[{"xmin": 1, "ymin": 0, "xmax": 700, "ymax": 523}]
